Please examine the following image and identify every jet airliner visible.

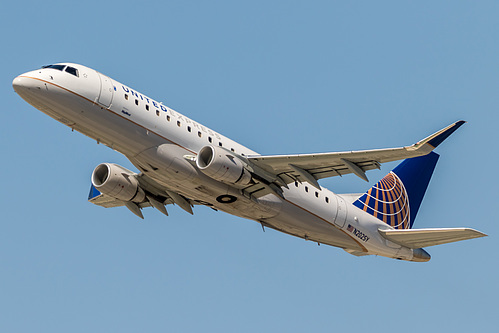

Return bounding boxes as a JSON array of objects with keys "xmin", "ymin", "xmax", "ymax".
[{"xmin": 13, "ymin": 63, "xmax": 486, "ymax": 262}]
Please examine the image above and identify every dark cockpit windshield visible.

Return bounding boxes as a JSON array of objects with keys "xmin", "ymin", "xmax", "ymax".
[
  {"xmin": 43, "ymin": 64, "xmax": 66, "ymax": 71},
  {"xmin": 64, "ymin": 66, "xmax": 79, "ymax": 77},
  {"xmin": 42, "ymin": 64, "xmax": 79, "ymax": 77}
]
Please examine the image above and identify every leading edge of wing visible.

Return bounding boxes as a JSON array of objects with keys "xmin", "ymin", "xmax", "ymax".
[{"xmin": 246, "ymin": 120, "xmax": 465, "ymax": 184}]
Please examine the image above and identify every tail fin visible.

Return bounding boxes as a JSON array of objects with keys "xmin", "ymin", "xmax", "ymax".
[{"xmin": 353, "ymin": 152, "xmax": 439, "ymax": 229}]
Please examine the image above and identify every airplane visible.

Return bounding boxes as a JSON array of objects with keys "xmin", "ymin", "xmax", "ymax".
[{"xmin": 13, "ymin": 63, "xmax": 487, "ymax": 262}]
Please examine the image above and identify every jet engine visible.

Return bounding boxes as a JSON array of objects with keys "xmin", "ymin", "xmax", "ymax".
[
  {"xmin": 91, "ymin": 163, "xmax": 146, "ymax": 202},
  {"xmin": 196, "ymin": 145, "xmax": 252, "ymax": 186}
]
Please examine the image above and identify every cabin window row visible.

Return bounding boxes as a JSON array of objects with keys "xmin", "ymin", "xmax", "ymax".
[
  {"xmin": 123, "ymin": 93, "xmax": 240, "ymax": 154},
  {"xmin": 174, "ymin": 118, "xmax": 237, "ymax": 152},
  {"xmin": 294, "ymin": 182, "xmax": 330, "ymax": 203},
  {"xmin": 124, "ymin": 93, "xmax": 161, "ymax": 114}
]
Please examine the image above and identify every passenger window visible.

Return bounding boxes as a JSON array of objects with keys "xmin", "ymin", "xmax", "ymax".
[
  {"xmin": 166, "ymin": 115, "xmax": 170, "ymax": 121},
  {"xmin": 198, "ymin": 131, "xmax": 202, "ymax": 138},
  {"xmin": 146, "ymin": 105, "xmax": 150, "ymax": 111},
  {"xmin": 177, "ymin": 121, "xmax": 181, "ymax": 127},
  {"xmin": 305, "ymin": 186, "xmax": 309, "ymax": 193},
  {"xmin": 295, "ymin": 182, "xmax": 299, "ymax": 187},
  {"xmin": 188, "ymin": 126, "xmax": 192, "ymax": 132},
  {"xmin": 156, "ymin": 110, "xmax": 160, "ymax": 116},
  {"xmin": 325, "ymin": 197, "xmax": 329, "ymax": 203},
  {"xmin": 65, "ymin": 66, "xmax": 79, "ymax": 77},
  {"xmin": 231, "ymin": 148, "xmax": 235, "ymax": 152},
  {"xmin": 219, "ymin": 142, "xmax": 223, "ymax": 147},
  {"xmin": 315, "ymin": 192, "xmax": 319, "ymax": 198},
  {"xmin": 125, "ymin": 94, "xmax": 129, "ymax": 100},
  {"xmin": 135, "ymin": 99, "xmax": 139, "ymax": 106},
  {"xmin": 208, "ymin": 137, "xmax": 212, "ymax": 143}
]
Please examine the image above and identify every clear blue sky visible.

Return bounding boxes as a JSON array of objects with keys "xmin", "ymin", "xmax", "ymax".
[{"xmin": 2, "ymin": 1, "xmax": 497, "ymax": 332}]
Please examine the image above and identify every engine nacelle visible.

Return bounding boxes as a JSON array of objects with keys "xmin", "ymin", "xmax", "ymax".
[
  {"xmin": 91, "ymin": 163, "xmax": 145, "ymax": 202},
  {"xmin": 196, "ymin": 145, "xmax": 252, "ymax": 186}
]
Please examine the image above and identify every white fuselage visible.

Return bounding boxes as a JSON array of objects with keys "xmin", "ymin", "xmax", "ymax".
[{"xmin": 13, "ymin": 63, "xmax": 422, "ymax": 261}]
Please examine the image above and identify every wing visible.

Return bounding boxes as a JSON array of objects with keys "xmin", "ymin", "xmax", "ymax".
[
  {"xmin": 378, "ymin": 228, "xmax": 487, "ymax": 248},
  {"xmin": 88, "ymin": 184, "xmax": 129, "ymax": 208},
  {"xmin": 246, "ymin": 121, "xmax": 465, "ymax": 190},
  {"xmin": 88, "ymin": 173, "xmax": 199, "ymax": 217}
]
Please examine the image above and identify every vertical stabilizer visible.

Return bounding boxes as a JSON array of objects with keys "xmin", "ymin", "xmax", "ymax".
[{"xmin": 353, "ymin": 152, "xmax": 439, "ymax": 229}]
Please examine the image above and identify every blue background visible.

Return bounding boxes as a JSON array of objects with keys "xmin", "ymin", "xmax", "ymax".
[{"xmin": 1, "ymin": 1, "xmax": 497, "ymax": 332}]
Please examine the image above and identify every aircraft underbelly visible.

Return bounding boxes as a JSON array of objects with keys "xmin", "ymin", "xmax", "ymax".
[
  {"xmin": 266, "ymin": 200, "xmax": 363, "ymax": 251},
  {"xmin": 71, "ymin": 103, "xmax": 165, "ymax": 155}
]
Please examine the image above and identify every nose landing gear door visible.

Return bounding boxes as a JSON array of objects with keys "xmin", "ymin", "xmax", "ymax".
[{"xmin": 97, "ymin": 73, "xmax": 114, "ymax": 108}]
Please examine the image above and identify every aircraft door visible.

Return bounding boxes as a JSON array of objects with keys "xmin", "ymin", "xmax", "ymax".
[
  {"xmin": 97, "ymin": 73, "xmax": 114, "ymax": 107},
  {"xmin": 333, "ymin": 195, "xmax": 347, "ymax": 228}
]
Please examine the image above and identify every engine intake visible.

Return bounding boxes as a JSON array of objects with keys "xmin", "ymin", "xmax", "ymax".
[
  {"xmin": 196, "ymin": 145, "xmax": 251, "ymax": 186},
  {"xmin": 91, "ymin": 163, "xmax": 145, "ymax": 202}
]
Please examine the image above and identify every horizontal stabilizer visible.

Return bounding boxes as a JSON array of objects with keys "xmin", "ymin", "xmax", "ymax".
[{"xmin": 379, "ymin": 228, "xmax": 487, "ymax": 248}]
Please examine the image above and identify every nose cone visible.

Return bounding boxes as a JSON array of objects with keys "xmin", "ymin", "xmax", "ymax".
[
  {"xmin": 13, "ymin": 72, "xmax": 45, "ymax": 103},
  {"xmin": 13, "ymin": 75, "xmax": 27, "ymax": 93},
  {"xmin": 13, "ymin": 73, "xmax": 36, "ymax": 94}
]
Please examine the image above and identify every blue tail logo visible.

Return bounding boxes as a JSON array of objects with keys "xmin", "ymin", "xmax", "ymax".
[
  {"xmin": 353, "ymin": 152, "xmax": 440, "ymax": 229},
  {"xmin": 354, "ymin": 171, "xmax": 411, "ymax": 229}
]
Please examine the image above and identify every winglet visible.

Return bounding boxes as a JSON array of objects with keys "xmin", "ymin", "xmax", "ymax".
[{"xmin": 414, "ymin": 120, "xmax": 466, "ymax": 149}]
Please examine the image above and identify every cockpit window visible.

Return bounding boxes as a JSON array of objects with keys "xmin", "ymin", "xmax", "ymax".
[
  {"xmin": 42, "ymin": 64, "xmax": 66, "ymax": 71},
  {"xmin": 42, "ymin": 64, "xmax": 79, "ymax": 77},
  {"xmin": 65, "ymin": 66, "xmax": 79, "ymax": 77}
]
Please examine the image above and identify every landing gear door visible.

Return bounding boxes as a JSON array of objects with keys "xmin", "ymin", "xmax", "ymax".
[
  {"xmin": 333, "ymin": 195, "xmax": 347, "ymax": 228},
  {"xmin": 97, "ymin": 73, "xmax": 114, "ymax": 108}
]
